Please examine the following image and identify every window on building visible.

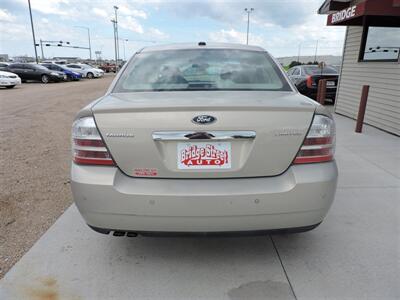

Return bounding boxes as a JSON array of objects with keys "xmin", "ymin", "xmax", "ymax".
[{"xmin": 360, "ymin": 26, "xmax": 400, "ymax": 62}]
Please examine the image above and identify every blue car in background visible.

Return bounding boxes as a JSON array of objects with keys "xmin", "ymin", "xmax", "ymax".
[{"xmin": 41, "ymin": 63, "xmax": 82, "ymax": 81}]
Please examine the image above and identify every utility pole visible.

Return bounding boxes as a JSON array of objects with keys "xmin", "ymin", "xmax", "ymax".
[
  {"xmin": 74, "ymin": 26, "xmax": 92, "ymax": 60},
  {"xmin": 113, "ymin": 6, "xmax": 119, "ymax": 64},
  {"xmin": 244, "ymin": 8, "xmax": 254, "ymax": 45},
  {"xmin": 28, "ymin": 0, "xmax": 39, "ymax": 63},
  {"xmin": 111, "ymin": 19, "xmax": 118, "ymax": 71}
]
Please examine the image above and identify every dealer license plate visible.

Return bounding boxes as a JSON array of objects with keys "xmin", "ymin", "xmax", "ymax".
[{"xmin": 177, "ymin": 142, "xmax": 231, "ymax": 170}]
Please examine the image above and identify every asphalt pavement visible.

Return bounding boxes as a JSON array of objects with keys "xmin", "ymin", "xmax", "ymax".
[{"xmin": 0, "ymin": 114, "xmax": 399, "ymax": 300}]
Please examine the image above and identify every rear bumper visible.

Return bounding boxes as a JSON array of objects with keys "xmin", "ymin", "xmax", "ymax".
[
  {"xmin": 71, "ymin": 161, "xmax": 338, "ymax": 233},
  {"xmin": 0, "ymin": 78, "xmax": 21, "ymax": 86},
  {"xmin": 301, "ymin": 87, "xmax": 337, "ymax": 100},
  {"xmin": 49, "ymin": 75, "xmax": 63, "ymax": 82},
  {"xmin": 68, "ymin": 74, "xmax": 81, "ymax": 80}
]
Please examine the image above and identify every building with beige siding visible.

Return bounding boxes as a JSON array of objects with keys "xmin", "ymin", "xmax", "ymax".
[{"xmin": 319, "ymin": 0, "xmax": 400, "ymax": 136}]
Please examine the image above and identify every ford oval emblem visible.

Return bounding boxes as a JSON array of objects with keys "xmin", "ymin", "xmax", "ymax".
[{"xmin": 192, "ymin": 115, "xmax": 216, "ymax": 125}]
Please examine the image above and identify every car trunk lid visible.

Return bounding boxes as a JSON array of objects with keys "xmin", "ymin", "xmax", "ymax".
[
  {"xmin": 309, "ymin": 74, "xmax": 339, "ymax": 88},
  {"xmin": 92, "ymin": 91, "xmax": 316, "ymax": 178}
]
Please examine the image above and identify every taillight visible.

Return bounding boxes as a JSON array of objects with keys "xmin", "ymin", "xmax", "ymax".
[
  {"xmin": 294, "ymin": 115, "xmax": 335, "ymax": 164},
  {"xmin": 72, "ymin": 116, "xmax": 115, "ymax": 166},
  {"xmin": 306, "ymin": 76, "xmax": 315, "ymax": 88}
]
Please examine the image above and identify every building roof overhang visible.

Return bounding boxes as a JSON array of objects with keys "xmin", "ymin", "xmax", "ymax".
[{"xmin": 319, "ymin": 0, "xmax": 400, "ymax": 26}]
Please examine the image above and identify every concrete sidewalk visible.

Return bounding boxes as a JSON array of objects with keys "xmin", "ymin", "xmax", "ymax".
[{"xmin": 1, "ymin": 114, "xmax": 399, "ymax": 300}]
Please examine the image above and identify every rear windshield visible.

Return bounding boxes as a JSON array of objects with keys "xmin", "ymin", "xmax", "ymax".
[
  {"xmin": 303, "ymin": 66, "xmax": 337, "ymax": 75},
  {"xmin": 113, "ymin": 49, "xmax": 291, "ymax": 92}
]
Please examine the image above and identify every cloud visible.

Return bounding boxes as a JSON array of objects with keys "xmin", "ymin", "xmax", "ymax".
[
  {"xmin": 119, "ymin": 16, "xmax": 144, "ymax": 34},
  {"xmin": 209, "ymin": 29, "xmax": 263, "ymax": 45},
  {"xmin": 0, "ymin": 9, "xmax": 16, "ymax": 22},
  {"xmin": 118, "ymin": 5, "xmax": 147, "ymax": 19},
  {"xmin": 148, "ymin": 28, "xmax": 169, "ymax": 40},
  {"xmin": 14, "ymin": 0, "xmax": 73, "ymax": 16},
  {"xmin": 0, "ymin": 23, "xmax": 30, "ymax": 41},
  {"xmin": 163, "ymin": 0, "xmax": 319, "ymax": 28},
  {"xmin": 92, "ymin": 7, "xmax": 109, "ymax": 19}
]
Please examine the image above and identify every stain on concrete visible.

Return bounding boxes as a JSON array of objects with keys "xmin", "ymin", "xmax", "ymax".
[
  {"xmin": 228, "ymin": 280, "xmax": 294, "ymax": 300},
  {"xmin": 23, "ymin": 276, "xmax": 82, "ymax": 300},
  {"xmin": 25, "ymin": 276, "xmax": 59, "ymax": 300}
]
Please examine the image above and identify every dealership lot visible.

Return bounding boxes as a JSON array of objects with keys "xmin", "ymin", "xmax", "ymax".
[
  {"xmin": 0, "ymin": 75, "xmax": 115, "ymax": 278},
  {"xmin": 0, "ymin": 78, "xmax": 399, "ymax": 299}
]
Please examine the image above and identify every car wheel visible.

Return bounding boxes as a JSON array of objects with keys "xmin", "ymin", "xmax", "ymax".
[
  {"xmin": 87, "ymin": 72, "xmax": 94, "ymax": 79},
  {"xmin": 66, "ymin": 75, "xmax": 72, "ymax": 81},
  {"xmin": 5, "ymin": 85, "xmax": 15, "ymax": 89},
  {"xmin": 41, "ymin": 74, "xmax": 49, "ymax": 84}
]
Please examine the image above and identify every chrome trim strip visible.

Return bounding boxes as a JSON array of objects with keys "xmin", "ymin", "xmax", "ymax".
[
  {"xmin": 300, "ymin": 144, "xmax": 333, "ymax": 150},
  {"xmin": 152, "ymin": 131, "xmax": 256, "ymax": 141}
]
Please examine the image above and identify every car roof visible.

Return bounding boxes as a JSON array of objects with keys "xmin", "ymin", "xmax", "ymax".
[{"xmin": 140, "ymin": 42, "xmax": 266, "ymax": 53}]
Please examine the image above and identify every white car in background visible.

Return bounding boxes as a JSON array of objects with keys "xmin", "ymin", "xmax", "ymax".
[
  {"xmin": 0, "ymin": 70, "xmax": 21, "ymax": 89},
  {"xmin": 66, "ymin": 63, "xmax": 104, "ymax": 79}
]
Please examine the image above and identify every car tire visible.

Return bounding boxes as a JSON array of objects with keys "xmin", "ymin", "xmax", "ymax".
[
  {"xmin": 41, "ymin": 74, "xmax": 49, "ymax": 84},
  {"xmin": 87, "ymin": 72, "xmax": 94, "ymax": 79},
  {"xmin": 5, "ymin": 85, "xmax": 15, "ymax": 89}
]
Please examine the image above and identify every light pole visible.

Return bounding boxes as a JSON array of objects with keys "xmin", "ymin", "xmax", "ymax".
[
  {"xmin": 113, "ymin": 6, "xmax": 119, "ymax": 63},
  {"xmin": 111, "ymin": 19, "xmax": 118, "ymax": 71},
  {"xmin": 28, "ymin": 0, "xmax": 38, "ymax": 63},
  {"xmin": 40, "ymin": 39, "xmax": 44, "ymax": 60},
  {"xmin": 314, "ymin": 40, "xmax": 319, "ymax": 62},
  {"xmin": 297, "ymin": 42, "xmax": 302, "ymax": 63},
  {"xmin": 122, "ymin": 39, "xmax": 128, "ymax": 61},
  {"xmin": 74, "ymin": 26, "xmax": 92, "ymax": 60},
  {"xmin": 244, "ymin": 8, "xmax": 254, "ymax": 45}
]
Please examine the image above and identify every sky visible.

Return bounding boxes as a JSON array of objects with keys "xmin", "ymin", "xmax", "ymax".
[{"xmin": 0, "ymin": 0, "xmax": 346, "ymax": 60}]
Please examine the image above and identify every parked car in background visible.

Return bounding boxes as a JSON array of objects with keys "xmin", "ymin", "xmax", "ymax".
[
  {"xmin": 41, "ymin": 63, "xmax": 82, "ymax": 81},
  {"xmin": 0, "ymin": 62, "xmax": 10, "ymax": 71},
  {"xmin": 6, "ymin": 63, "xmax": 66, "ymax": 83},
  {"xmin": 42, "ymin": 60, "xmax": 68, "ymax": 65},
  {"xmin": 99, "ymin": 63, "xmax": 116, "ymax": 73},
  {"xmin": 71, "ymin": 43, "xmax": 338, "ymax": 237},
  {"xmin": 0, "ymin": 70, "xmax": 21, "ymax": 89},
  {"xmin": 66, "ymin": 63, "xmax": 104, "ymax": 79},
  {"xmin": 287, "ymin": 65, "xmax": 339, "ymax": 103}
]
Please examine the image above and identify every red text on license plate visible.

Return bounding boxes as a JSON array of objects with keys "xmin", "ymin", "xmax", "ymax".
[{"xmin": 177, "ymin": 142, "xmax": 231, "ymax": 169}]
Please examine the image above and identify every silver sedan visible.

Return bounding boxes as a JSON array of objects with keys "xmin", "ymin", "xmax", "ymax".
[{"xmin": 71, "ymin": 42, "xmax": 338, "ymax": 237}]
